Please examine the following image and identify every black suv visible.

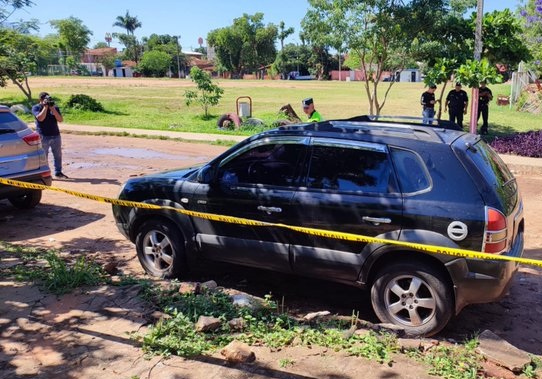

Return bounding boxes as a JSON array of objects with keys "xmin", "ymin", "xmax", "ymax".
[{"xmin": 113, "ymin": 117, "xmax": 524, "ymax": 336}]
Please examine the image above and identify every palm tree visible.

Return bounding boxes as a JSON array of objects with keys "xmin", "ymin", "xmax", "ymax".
[
  {"xmin": 278, "ymin": 21, "xmax": 294, "ymax": 51},
  {"xmin": 113, "ymin": 10, "xmax": 142, "ymax": 36}
]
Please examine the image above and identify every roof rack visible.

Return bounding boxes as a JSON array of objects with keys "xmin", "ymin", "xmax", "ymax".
[
  {"xmin": 275, "ymin": 115, "xmax": 464, "ymax": 144},
  {"xmin": 342, "ymin": 115, "xmax": 462, "ymax": 131}
]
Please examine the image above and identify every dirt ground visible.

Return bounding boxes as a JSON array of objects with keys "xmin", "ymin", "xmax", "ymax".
[{"xmin": 1, "ymin": 133, "xmax": 541, "ymax": 378}]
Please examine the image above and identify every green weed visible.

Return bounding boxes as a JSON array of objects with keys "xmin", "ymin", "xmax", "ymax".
[
  {"xmin": 1, "ymin": 242, "xmax": 108, "ymax": 294},
  {"xmin": 279, "ymin": 358, "xmax": 295, "ymax": 368},
  {"xmin": 140, "ymin": 310, "xmax": 212, "ymax": 357},
  {"xmin": 136, "ymin": 284, "xmax": 398, "ymax": 365},
  {"xmin": 523, "ymin": 355, "xmax": 541, "ymax": 378},
  {"xmin": 406, "ymin": 337, "xmax": 481, "ymax": 379}
]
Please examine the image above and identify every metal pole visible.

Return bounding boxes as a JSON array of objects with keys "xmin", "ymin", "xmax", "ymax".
[
  {"xmin": 470, "ymin": 0, "xmax": 484, "ymax": 134},
  {"xmin": 176, "ymin": 36, "xmax": 181, "ymax": 79},
  {"xmin": 339, "ymin": 48, "xmax": 342, "ymax": 82}
]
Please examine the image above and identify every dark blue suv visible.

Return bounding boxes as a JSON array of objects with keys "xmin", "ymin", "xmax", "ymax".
[{"xmin": 113, "ymin": 117, "xmax": 524, "ymax": 336}]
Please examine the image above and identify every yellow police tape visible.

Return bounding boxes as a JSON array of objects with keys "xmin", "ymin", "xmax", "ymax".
[{"xmin": 2, "ymin": 177, "xmax": 541, "ymax": 269}]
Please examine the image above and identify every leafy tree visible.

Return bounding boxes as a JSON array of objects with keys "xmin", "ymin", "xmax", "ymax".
[
  {"xmin": 519, "ymin": 0, "xmax": 542, "ymax": 77},
  {"xmin": 184, "ymin": 66, "xmax": 224, "ymax": 118},
  {"xmin": 138, "ymin": 50, "xmax": 171, "ymax": 77},
  {"xmin": 93, "ymin": 42, "xmax": 109, "ymax": 49},
  {"xmin": 423, "ymin": 58, "xmax": 459, "ymax": 119},
  {"xmin": 50, "ymin": 17, "xmax": 92, "ymax": 60},
  {"xmin": 271, "ymin": 43, "xmax": 311, "ymax": 79},
  {"xmin": 408, "ymin": 1, "xmax": 471, "ymax": 65},
  {"xmin": 207, "ymin": 13, "xmax": 277, "ymax": 77},
  {"xmin": 113, "ymin": 11, "xmax": 142, "ymax": 63},
  {"xmin": 303, "ymin": 0, "xmax": 413, "ymax": 115},
  {"xmin": 94, "ymin": 50, "xmax": 118, "ymax": 76},
  {"xmin": 34, "ymin": 35, "xmax": 60, "ymax": 74},
  {"xmin": 0, "ymin": 29, "xmax": 38, "ymax": 102},
  {"xmin": 450, "ymin": 0, "xmax": 476, "ymax": 16},
  {"xmin": 113, "ymin": 32, "xmax": 141, "ymax": 63},
  {"xmin": 0, "ymin": 0, "xmax": 33, "ymax": 27},
  {"xmin": 142, "ymin": 33, "xmax": 188, "ymax": 76},
  {"xmin": 113, "ymin": 10, "xmax": 141, "ymax": 35},
  {"xmin": 277, "ymin": 21, "xmax": 294, "ymax": 50},
  {"xmin": 454, "ymin": 58, "xmax": 503, "ymax": 88},
  {"xmin": 472, "ymin": 9, "xmax": 531, "ymax": 70}
]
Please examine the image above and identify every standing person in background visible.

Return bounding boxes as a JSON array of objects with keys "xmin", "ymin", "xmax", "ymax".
[
  {"xmin": 445, "ymin": 83, "xmax": 469, "ymax": 129},
  {"xmin": 421, "ymin": 84, "xmax": 437, "ymax": 124},
  {"xmin": 301, "ymin": 97, "xmax": 323, "ymax": 122},
  {"xmin": 477, "ymin": 81, "xmax": 493, "ymax": 135},
  {"xmin": 32, "ymin": 92, "xmax": 68, "ymax": 179}
]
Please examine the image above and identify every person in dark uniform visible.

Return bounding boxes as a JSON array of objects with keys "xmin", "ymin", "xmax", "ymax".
[
  {"xmin": 445, "ymin": 83, "xmax": 469, "ymax": 129},
  {"xmin": 477, "ymin": 81, "xmax": 493, "ymax": 135},
  {"xmin": 420, "ymin": 84, "xmax": 437, "ymax": 124}
]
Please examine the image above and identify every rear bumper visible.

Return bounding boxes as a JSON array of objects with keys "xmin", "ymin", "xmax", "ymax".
[
  {"xmin": 447, "ymin": 231, "xmax": 524, "ymax": 314},
  {"xmin": 0, "ymin": 170, "xmax": 52, "ymax": 199}
]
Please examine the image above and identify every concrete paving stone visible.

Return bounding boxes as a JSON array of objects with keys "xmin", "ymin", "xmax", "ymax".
[{"xmin": 477, "ymin": 329, "xmax": 532, "ymax": 373}]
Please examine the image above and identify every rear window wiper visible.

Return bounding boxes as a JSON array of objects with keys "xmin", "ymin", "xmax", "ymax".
[
  {"xmin": 465, "ymin": 142, "xmax": 478, "ymax": 153},
  {"xmin": 503, "ymin": 177, "xmax": 516, "ymax": 187}
]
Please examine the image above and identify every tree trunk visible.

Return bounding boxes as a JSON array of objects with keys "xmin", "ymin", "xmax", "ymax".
[
  {"xmin": 11, "ymin": 76, "xmax": 32, "ymax": 103},
  {"xmin": 436, "ymin": 82, "xmax": 448, "ymax": 120}
]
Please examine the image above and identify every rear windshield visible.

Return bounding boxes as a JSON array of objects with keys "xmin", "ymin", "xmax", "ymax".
[
  {"xmin": 0, "ymin": 112, "xmax": 28, "ymax": 133},
  {"xmin": 470, "ymin": 140, "xmax": 518, "ymax": 213}
]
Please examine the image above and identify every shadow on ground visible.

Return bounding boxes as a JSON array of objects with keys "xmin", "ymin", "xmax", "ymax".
[{"xmin": 0, "ymin": 201, "xmax": 104, "ymax": 241}]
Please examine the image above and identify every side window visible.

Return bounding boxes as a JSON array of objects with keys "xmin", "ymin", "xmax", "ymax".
[
  {"xmin": 390, "ymin": 148, "xmax": 430, "ymax": 193},
  {"xmin": 218, "ymin": 143, "xmax": 305, "ymax": 186},
  {"xmin": 307, "ymin": 145, "xmax": 394, "ymax": 193}
]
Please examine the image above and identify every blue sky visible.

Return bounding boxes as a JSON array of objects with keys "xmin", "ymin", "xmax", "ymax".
[{"xmin": 12, "ymin": 0, "xmax": 520, "ymax": 52}]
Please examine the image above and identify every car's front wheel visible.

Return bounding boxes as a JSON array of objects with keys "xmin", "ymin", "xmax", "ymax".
[
  {"xmin": 135, "ymin": 219, "xmax": 185, "ymax": 279},
  {"xmin": 370, "ymin": 261, "xmax": 453, "ymax": 337},
  {"xmin": 8, "ymin": 190, "xmax": 42, "ymax": 209}
]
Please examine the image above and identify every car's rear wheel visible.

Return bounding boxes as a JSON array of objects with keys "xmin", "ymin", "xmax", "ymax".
[
  {"xmin": 8, "ymin": 190, "xmax": 42, "ymax": 209},
  {"xmin": 370, "ymin": 261, "xmax": 453, "ymax": 337},
  {"xmin": 135, "ymin": 219, "xmax": 185, "ymax": 279}
]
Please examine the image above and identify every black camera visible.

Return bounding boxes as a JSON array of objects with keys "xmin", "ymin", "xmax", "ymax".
[{"xmin": 43, "ymin": 95, "xmax": 55, "ymax": 106}]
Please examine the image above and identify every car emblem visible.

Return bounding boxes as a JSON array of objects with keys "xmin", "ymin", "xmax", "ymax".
[{"xmin": 447, "ymin": 221, "xmax": 468, "ymax": 241}]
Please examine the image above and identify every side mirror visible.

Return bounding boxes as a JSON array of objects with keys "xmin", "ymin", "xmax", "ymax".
[{"xmin": 197, "ymin": 165, "xmax": 215, "ymax": 183}]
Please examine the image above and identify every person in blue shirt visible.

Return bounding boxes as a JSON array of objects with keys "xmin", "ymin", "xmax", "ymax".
[{"xmin": 32, "ymin": 92, "xmax": 68, "ymax": 179}]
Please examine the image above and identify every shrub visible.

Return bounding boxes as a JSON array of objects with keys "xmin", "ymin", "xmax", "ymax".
[
  {"xmin": 138, "ymin": 50, "xmax": 172, "ymax": 77},
  {"xmin": 184, "ymin": 66, "xmax": 224, "ymax": 118},
  {"xmin": 66, "ymin": 94, "xmax": 104, "ymax": 112},
  {"xmin": 490, "ymin": 130, "xmax": 542, "ymax": 158}
]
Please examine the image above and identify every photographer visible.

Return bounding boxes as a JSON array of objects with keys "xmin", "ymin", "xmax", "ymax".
[{"xmin": 32, "ymin": 92, "xmax": 68, "ymax": 179}]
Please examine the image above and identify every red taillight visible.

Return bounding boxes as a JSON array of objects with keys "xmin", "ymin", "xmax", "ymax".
[
  {"xmin": 22, "ymin": 132, "xmax": 41, "ymax": 146},
  {"xmin": 484, "ymin": 208, "xmax": 508, "ymax": 254}
]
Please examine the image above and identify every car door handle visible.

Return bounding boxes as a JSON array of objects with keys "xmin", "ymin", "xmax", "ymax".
[
  {"xmin": 362, "ymin": 216, "xmax": 392, "ymax": 225},
  {"xmin": 257, "ymin": 206, "xmax": 282, "ymax": 214}
]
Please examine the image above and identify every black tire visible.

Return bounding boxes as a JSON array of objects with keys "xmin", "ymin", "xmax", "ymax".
[
  {"xmin": 135, "ymin": 219, "xmax": 185, "ymax": 279},
  {"xmin": 370, "ymin": 261, "xmax": 453, "ymax": 337},
  {"xmin": 217, "ymin": 114, "xmax": 234, "ymax": 129},
  {"xmin": 8, "ymin": 190, "xmax": 42, "ymax": 209}
]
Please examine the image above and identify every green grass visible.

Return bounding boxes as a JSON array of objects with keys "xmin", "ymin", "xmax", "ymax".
[
  {"xmin": 405, "ymin": 337, "xmax": 482, "ymax": 379},
  {"xmin": 136, "ymin": 282, "xmax": 397, "ymax": 363},
  {"xmin": 1, "ymin": 76, "xmax": 539, "ymax": 136},
  {"xmin": 1, "ymin": 241, "xmax": 108, "ymax": 294}
]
